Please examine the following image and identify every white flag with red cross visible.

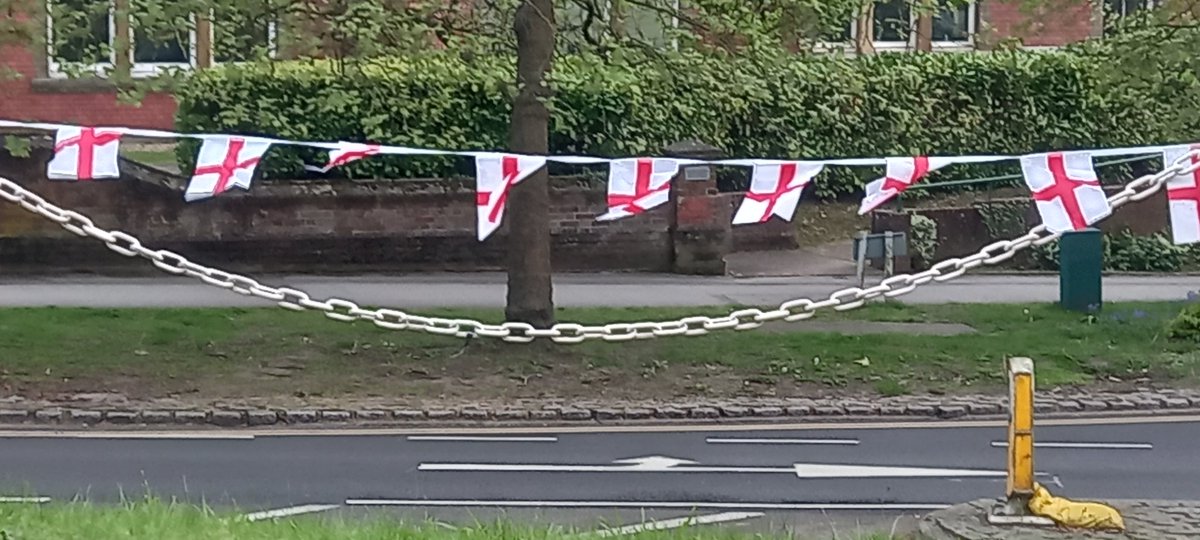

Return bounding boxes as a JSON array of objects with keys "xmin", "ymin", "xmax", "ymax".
[
  {"xmin": 475, "ymin": 153, "xmax": 547, "ymax": 241},
  {"xmin": 47, "ymin": 126, "xmax": 125, "ymax": 181},
  {"xmin": 1019, "ymin": 151, "xmax": 1110, "ymax": 233},
  {"xmin": 306, "ymin": 142, "xmax": 382, "ymax": 173},
  {"xmin": 1163, "ymin": 145, "xmax": 1200, "ymax": 245},
  {"xmin": 732, "ymin": 161, "xmax": 824, "ymax": 225},
  {"xmin": 184, "ymin": 137, "xmax": 273, "ymax": 202},
  {"xmin": 858, "ymin": 156, "xmax": 954, "ymax": 215},
  {"xmin": 596, "ymin": 158, "xmax": 680, "ymax": 221}
]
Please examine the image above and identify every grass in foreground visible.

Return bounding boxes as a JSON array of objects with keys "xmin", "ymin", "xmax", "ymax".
[
  {"xmin": 0, "ymin": 501, "xmax": 890, "ymax": 540},
  {"xmin": 0, "ymin": 301, "xmax": 1197, "ymax": 403}
]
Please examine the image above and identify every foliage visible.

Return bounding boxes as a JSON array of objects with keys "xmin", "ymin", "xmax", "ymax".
[
  {"xmin": 908, "ymin": 213, "xmax": 938, "ymax": 269},
  {"xmin": 1168, "ymin": 298, "xmax": 1200, "ymax": 343},
  {"xmin": 976, "ymin": 200, "xmax": 1029, "ymax": 240},
  {"xmin": 176, "ymin": 47, "xmax": 1189, "ymax": 195},
  {"xmin": 1033, "ymin": 230, "xmax": 1200, "ymax": 272}
]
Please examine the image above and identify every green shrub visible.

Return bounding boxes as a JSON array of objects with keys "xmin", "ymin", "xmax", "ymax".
[
  {"xmin": 1032, "ymin": 230, "xmax": 1200, "ymax": 272},
  {"xmin": 174, "ymin": 48, "xmax": 1189, "ymax": 197},
  {"xmin": 1167, "ymin": 301, "xmax": 1200, "ymax": 342}
]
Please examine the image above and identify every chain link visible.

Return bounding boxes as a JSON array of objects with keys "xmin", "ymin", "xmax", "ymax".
[{"xmin": 0, "ymin": 153, "xmax": 1186, "ymax": 342}]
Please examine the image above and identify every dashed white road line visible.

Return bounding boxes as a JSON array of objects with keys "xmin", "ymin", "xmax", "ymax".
[
  {"xmin": 0, "ymin": 433, "xmax": 254, "ymax": 440},
  {"xmin": 707, "ymin": 437, "xmax": 859, "ymax": 446},
  {"xmin": 990, "ymin": 441, "xmax": 1153, "ymax": 450},
  {"xmin": 407, "ymin": 436, "xmax": 558, "ymax": 443},
  {"xmin": 344, "ymin": 499, "xmax": 950, "ymax": 511},
  {"xmin": 243, "ymin": 504, "xmax": 340, "ymax": 522},
  {"xmin": 589, "ymin": 512, "xmax": 764, "ymax": 537},
  {"xmin": 0, "ymin": 497, "xmax": 51, "ymax": 503}
]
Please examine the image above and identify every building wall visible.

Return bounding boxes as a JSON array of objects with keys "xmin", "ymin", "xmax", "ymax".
[{"xmin": 978, "ymin": 0, "xmax": 1102, "ymax": 48}]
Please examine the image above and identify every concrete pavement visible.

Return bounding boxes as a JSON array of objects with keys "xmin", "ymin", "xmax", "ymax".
[{"xmin": 0, "ymin": 273, "xmax": 1196, "ymax": 308}]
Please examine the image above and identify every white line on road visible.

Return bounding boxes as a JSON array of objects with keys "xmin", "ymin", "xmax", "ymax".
[
  {"xmin": 990, "ymin": 441, "xmax": 1153, "ymax": 450},
  {"xmin": 418, "ymin": 456, "xmax": 1009, "ymax": 478},
  {"xmin": 707, "ymin": 438, "xmax": 859, "ymax": 446},
  {"xmin": 243, "ymin": 504, "xmax": 340, "ymax": 522},
  {"xmin": 0, "ymin": 497, "xmax": 50, "ymax": 503},
  {"xmin": 407, "ymin": 436, "xmax": 558, "ymax": 443},
  {"xmin": 346, "ymin": 499, "xmax": 949, "ymax": 511},
  {"xmin": 0, "ymin": 433, "xmax": 255, "ymax": 440},
  {"xmin": 590, "ymin": 512, "xmax": 764, "ymax": 537}
]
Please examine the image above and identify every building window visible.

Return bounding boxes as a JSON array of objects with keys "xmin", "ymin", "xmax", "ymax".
[
  {"xmin": 848, "ymin": 0, "xmax": 975, "ymax": 49},
  {"xmin": 46, "ymin": 0, "xmax": 272, "ymax": 78},
  {"xmin": 1107, "ymin": 0, "xmax": 1158, "ymax": 17},
  {"xmin": 559, "ymin": 0, "xmax": 679, "ymax": 50}
]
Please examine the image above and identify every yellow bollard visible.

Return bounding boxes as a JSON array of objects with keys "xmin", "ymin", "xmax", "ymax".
[{"xmin": 1006, "ymin": 356, "xmax": 1035, "ymax": 500}]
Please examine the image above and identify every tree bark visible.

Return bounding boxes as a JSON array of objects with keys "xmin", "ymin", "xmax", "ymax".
[{"xmin": 505, "ymin": 0, "xmax": 555, "ymax": 327}]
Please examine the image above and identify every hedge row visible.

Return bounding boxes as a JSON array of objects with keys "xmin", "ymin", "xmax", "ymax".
[{"xmin": 174, "ymin": 49, "xmax": 1188, "ymax": 197}]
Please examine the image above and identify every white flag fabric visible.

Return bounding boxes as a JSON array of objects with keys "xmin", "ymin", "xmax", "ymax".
[
  {"xmin": 1019, "ymin": 151, "xmax": 1109, "ymax": 233},
  {"xmin": 596, "ymin": 158, "xmax": 680, "ymax": 221},
  {"xmin": 307, "ymin": 142, "xmax": 382, "ymax": 173},
  {"xmin": 47, "ymin": 126, "xmax": 124, "ymax": 181},
  {"xmin": 474, "ymin": 153, "xmax": 546, "ymax": 241},
  {"xmin": 184, "ymin": 137, "xmax": 273, "ymax": 202},
  {"xmin": 858, "ymin": 156, "xmax": 954, "ymax": 215},
  {"xmin": 732, "ymin": 162, "xmax": 824, "ymax": 225},
  {"xmin": 1163, "ymin": 145, "xmax": 1200, "ymax": 245}
]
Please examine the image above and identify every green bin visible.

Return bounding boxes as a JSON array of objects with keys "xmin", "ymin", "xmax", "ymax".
[{"xmin": 1059, "ymin": 228, "xmax": 1103, "ymax": 312}]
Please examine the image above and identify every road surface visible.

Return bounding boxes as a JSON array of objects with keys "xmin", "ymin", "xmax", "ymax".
[
  {"xmin": 0, "ymin": 273, "xmax": 1196, "ymax": 308},
  {"xmin": 1, "ymin": 416, "xmax": 1197, "ymax": 530}
]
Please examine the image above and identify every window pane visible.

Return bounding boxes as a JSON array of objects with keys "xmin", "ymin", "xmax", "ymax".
[
  {"xmin": 931, "ymin": 1, "xmax": 970, "ymax": 41},
  {"xmin": 624, "ymin": 2, "xmax": 674, "ymax": 46},
  {"xmin": 50, "ymin": 0, "xmax": 110, "ymax": 64},
  {"xmin": 873, "ymin": 0, "xmax": 910, "ymax": 42},
  {"xmin": 134, "ymin": 27, "xmax": 189, "ymax": 63}
]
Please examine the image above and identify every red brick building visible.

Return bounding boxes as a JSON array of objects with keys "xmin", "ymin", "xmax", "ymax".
[{"xmin": 0, "ymin": 0, "xmax": 1132, "ymax": 131}]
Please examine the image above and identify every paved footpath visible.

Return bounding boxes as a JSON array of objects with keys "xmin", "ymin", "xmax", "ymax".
[{"xmin": 0, "ymin": 273, "xmax": 1196, "ymax": 308}]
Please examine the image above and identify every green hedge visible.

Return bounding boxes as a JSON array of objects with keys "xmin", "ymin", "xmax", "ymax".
[{"xmin": 174, "ymin": 49, "xmax": 1188, "ymax": 197}]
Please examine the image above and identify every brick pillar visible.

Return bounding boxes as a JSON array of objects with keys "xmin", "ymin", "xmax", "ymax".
[{"xmin": 665, "ymin": 140, "xmax": 729, "ymax": 275}]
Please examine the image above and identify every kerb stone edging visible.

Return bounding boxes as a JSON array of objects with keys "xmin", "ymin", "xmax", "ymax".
[
  {"xmin": 0, "ymin": 390, "xmax": 1197, "ymax": 428},
  {"xmin": 920, "ymin": 498, "xmax": 1200, "ymax": 539}
]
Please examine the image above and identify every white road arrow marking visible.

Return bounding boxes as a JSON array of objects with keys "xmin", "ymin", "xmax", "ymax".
[
  {"xmin": 419, "ymin": 455, "xmax": 1011, "ymax": 478},
  {"xmin": 345, "ymin": 499, "xmax": 950, "ymax": 511},
  {"xmin": 243, "ymin": 504, "xmax": 340, "ymax": 522}
]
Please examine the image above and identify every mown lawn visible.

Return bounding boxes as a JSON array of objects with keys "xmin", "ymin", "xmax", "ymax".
[
  {"xmin": 0, "ymin": 500, "xmax": 890, "ymax": 540},
  {"xmin": 0, "ymin": 301, "xmax": 1196, "ymax": 404}
]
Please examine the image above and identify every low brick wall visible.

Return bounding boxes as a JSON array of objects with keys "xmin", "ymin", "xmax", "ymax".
[{"xmin": 0, "ymin": 149, "xmax": 794, "ymax": 274}]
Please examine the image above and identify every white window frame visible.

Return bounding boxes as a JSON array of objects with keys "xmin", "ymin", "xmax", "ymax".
[
  {"xmin": 1107, "ymin": 0, "xmax": 1160, "ymax": 17},
  {"xmin": 128, "ymin": 13, "xmax": 198, "ymax": 76},
  {"xmin": 846, "ymin": 0, "xmax": 977, "ymax": 51},
  {"xmin": 45, "ymin": 0, "xmax": 117, "ymax": 79},
  {"xmin": 209, "ymin": 9, "xmax": 279, "ymax": 65}
]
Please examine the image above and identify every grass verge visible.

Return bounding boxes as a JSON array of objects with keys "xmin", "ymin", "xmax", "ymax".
[
  {"xmin": 0, "ymin": 500, "xmax": 889, "ymax": 540},
  {"xmin": 1, "ymin": 301, "xmax": 1197, "ymax": 404}
]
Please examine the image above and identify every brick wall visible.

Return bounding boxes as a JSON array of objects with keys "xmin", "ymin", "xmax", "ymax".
[
  {"xmin": 978, "ymin": 0, "xmax": 1101, "ymax": 48},
  {"xmin": 0, "ymin": 150, "xmax": 789, "ymax": 274},
  {"xmin": 0, "ymin": 44, "xmax": 178, "ymax": 129}
]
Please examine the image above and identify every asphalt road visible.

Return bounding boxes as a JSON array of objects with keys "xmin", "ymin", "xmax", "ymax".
[
  {"xmin": 1, "ymin": 416, "xmax": 1197, "ymax": 524},
  {"xmin": 0, "ymin": 273, "xmax": 1196, "ymax": 308}
]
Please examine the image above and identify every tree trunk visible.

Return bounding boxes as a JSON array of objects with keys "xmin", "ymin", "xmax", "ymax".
[{"xmin": 505, "ymin": 0, "xmax": 556, "ymax": 327}]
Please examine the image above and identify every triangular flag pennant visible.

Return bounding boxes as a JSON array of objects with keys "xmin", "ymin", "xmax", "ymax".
[
  {"xmin": 596, "ymin": 158, "xmax": 680, "ymax": 221},
  {"xmin": 305, "ymin": 142, "xmax": 382, "ymax": 173},
  {"xmin": 733, "ymin": 161, "xmax": 824, "ymax": 225},
  {"xmin": 858, "ymin": 156, "xmax": 954, "ymax": 215},
  {"xmin": 1020, "ymin": 151, "xmax": 1110, "ymax": 233},
  {"xmin": 184, "ymin": 137, "xmax": 273, "ymax": 202},
  {"xmin": 47, "ymin": 126, "xmax": 124, "ymax": 181},
  {"xmin": 475, "ymin": 153, "xmax": 546, "ymax": 241},
  {"xmin": 1163, "ymin": 145, "xmax": 1200, "ymax": 245}
]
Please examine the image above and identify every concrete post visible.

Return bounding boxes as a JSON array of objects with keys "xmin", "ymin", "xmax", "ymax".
[{"xmin": 665, "ymin": 140, "xmax": 729, "ymax": 275}]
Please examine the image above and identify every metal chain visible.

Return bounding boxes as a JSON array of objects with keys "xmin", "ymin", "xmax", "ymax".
[{"xmin": 1, "ymin": 150, "xmax": 1194, "ymax": 343}]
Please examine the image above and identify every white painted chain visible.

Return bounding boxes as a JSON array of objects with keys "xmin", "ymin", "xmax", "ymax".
[{"xmin": 1, "ymin": 150, "xmax": 1193, "ymax": 343}]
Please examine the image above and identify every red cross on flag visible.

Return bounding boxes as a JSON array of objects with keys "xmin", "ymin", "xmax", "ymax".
[
  {"xmin": 47, "ymin": 126, "xmax": 124, "ymax": 181},
  {"xmin": 858, "ymin": 156, "xmax": 954, "ymax": 215},
  {"xmin": 475, "ymin": 153, "xmax": 547, "ymax": 241},
  {"xmin": 597, "ymin": 158, "xmax": 680, "ymax": 221},
  {"xmin": 1020, "ymin": 151, "xmax": 1110, "ymax": 233},
  {"xmin": 1163, "ymin": 145, "xmax": 1200, "ymax": 245},
  {"xmin": 184, "ymin": 137, "xmax": 273, "ymax": 202},
  {"xmin": 306, "ymin": 142, "xmax": 382, "ymax": 173},
  {"xmin": 732, "ymin": 161, "xmax": 824, "ymax": 225}
]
